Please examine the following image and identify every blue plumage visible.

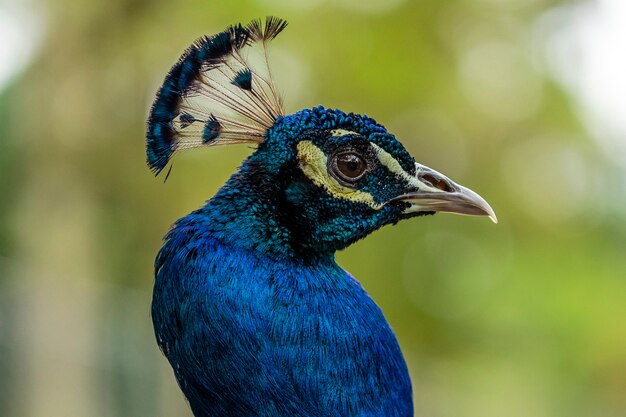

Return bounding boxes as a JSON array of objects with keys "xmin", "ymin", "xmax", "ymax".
[
  {"xmin": 148, "ymin": 18, "xmax": 496, "ymax": 417},
  {"xmin": 153, "ymin": 218, "xmax": 412, "ymax": 416}
]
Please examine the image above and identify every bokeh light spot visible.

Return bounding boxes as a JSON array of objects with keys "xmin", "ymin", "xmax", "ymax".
[
  {"xmin": 0, "ymin": 4, "xmax": 42, "ymax": 92},
  {"xmin": 458, "ymin": 41, "xmax": 543, "ymax": 122},
  {"xmin": 502, "ymin": 137, "xmax": 595, "ymax": 225}
]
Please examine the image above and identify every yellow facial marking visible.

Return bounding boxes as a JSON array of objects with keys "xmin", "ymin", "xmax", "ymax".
[{"xmin": 296, "ymin": 141, "xmax": 382, "ymax": 209}]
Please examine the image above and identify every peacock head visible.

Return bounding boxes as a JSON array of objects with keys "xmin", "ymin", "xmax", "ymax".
[{"xmin": 147, "ymin": 18, "xmax": 496, "ymax": 254}]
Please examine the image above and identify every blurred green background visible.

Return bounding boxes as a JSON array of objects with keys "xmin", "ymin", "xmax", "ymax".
[{"xmin": 0, "ymin": 0, "xmax": 625, "ymax": 416}]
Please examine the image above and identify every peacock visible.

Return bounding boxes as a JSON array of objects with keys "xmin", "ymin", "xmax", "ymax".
[{"xmin": 147, "ymin": 17, "xmax": 496, "ymax": 417}]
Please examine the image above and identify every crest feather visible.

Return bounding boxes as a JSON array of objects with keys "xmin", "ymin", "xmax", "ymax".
[
  {"xmin": 247, "ymin": 16, "xmax": 288, "ymax": 42},
  {"xmin": 146, "ymin": 17, "xmax": 287, "ymax": 174}
]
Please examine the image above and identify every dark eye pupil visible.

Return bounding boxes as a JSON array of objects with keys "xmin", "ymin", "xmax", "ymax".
[
  {"xmin": 346, "ymin": 159, "xmax": 359, "ymax": 172},
  {"xmin": 336, "ymin": 153, "xmax": 366, "ymax": 179}
]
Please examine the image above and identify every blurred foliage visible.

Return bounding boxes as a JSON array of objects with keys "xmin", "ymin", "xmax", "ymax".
[{"xmin": 0, "ymin": 0, "xmax": 624, "ymax": 416}]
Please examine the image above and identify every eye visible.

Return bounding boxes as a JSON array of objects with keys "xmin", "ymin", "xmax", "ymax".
[{"xmin": 331, "ymin": 151, "xmax": 367, "ymax": 183}]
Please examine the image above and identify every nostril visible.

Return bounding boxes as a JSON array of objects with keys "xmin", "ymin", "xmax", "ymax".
[{"xmin": 421, "ymin": 173, "xmax": 453, "ymax": 192}]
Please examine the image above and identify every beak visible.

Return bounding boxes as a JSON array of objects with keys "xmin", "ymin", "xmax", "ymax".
[{"xmin": 390, "ymin": 163, "xmax": 498, "ymax": 223}]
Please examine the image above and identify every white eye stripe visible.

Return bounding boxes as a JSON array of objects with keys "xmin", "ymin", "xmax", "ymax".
[
  {"xmin": 295, "ymin": 140, "xmax": 447, "ymax": 210},
  {"xmin": 330, "ymin": 129, "xmax": 359, "ymax": 137},
  {"xmin": 369, "ymin": 143, "xmax": 444, "ymax": 194}
]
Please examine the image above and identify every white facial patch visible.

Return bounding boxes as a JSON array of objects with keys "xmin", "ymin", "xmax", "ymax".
[
  {"xmin": 330, "ymin": 129, "xmax": 359, "ymax": 137},
  {"xmin": 370, "ymin": 143, "xmax": 446, "ymax": 194}
]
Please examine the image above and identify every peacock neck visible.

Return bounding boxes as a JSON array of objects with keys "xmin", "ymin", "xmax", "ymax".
[
  {"xmin": 185, "ymin": 164, "xmax": 334, "ymax": 265},
  {"xmin": 156, "ymin": 170, "xmax": 414, "ymax": 417}
]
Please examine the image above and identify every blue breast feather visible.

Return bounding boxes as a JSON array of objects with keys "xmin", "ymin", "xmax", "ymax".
[{"xmin": 152, "ymin": 215, "xmax": 413, "ymax": 417}]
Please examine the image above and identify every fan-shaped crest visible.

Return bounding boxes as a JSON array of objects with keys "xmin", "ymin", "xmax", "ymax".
[{"xmin": 146, "ymin": 17, "xmax": 288, "ymax": 174}]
